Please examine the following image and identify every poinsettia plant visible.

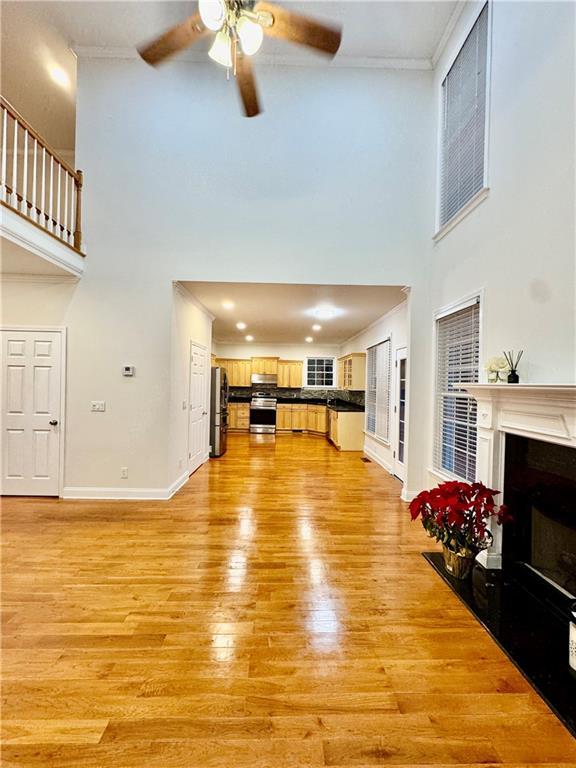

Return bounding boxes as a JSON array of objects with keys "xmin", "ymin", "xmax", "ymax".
[{"xmin": 409, "ymin": 481, "xmax": 512, "ymax": 556}]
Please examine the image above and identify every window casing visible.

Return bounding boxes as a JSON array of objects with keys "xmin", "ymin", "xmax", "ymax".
[
  {"xmin": 305, "ymin": 357, "xmax": 335, "ymax": 388},
  {"xmin": 434, "ymin": 299, "xmax": 480, "ymax": 481},
  {"xmin": 366, "ymin": 339, "xmax": 391, "ymax": 442},
  {"xmin": 439, "ymin": 3, "xmax": 489, "ymax": 228}
]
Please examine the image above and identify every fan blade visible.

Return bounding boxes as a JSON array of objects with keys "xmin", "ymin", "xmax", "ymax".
[
  {"xmin": 138, "ymin": 13, "xmax": 206, "ymax": 66},
  {"xmin": 255, "ymin": 2, "xmax": 341, "ymax": 57},
  {"xmin": 236, "ymin": 55, "xmax": 261, "ymax": 118}
]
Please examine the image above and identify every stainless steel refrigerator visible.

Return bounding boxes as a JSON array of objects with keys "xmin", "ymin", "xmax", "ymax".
[{"xmin": 209, "ymin": 367, "xmax": 229, "ymax": 458}]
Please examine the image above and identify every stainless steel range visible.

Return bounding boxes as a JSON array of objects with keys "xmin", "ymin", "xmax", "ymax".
[{"xmin": 249, "ymin": 391, "xmax": 277, "ymax": 434}]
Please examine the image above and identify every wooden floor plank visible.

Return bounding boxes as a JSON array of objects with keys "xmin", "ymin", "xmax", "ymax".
[{"xmin": 2, "ymin": 433, "xmax": 574, "ymax": 766}]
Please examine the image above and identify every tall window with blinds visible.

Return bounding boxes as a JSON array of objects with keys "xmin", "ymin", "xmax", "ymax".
[
  {"xmin": 439, "ymin": 3, "xmax": 489, "ymax": 227},
  {"xmin": 366, "ymin": 339, "xmax": 391, "ymax": 442},
  {"xmin": 434, "ymin": 300, "xmax": 480, "ymax": 481}
]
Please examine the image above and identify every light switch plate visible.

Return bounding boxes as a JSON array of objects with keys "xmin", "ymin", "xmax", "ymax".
[{"xmin": 91, "ymin": 401, "xmax": 106, "ymax": 412}]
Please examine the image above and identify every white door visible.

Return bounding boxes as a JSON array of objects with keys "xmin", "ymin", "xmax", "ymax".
[
  {"xmin": 188, "ymin": 343, "xmax": 207, "ymax": 475},
  {"xmin": 1, "ymin": 330, "xmax": 63, "ymax": 496},
  {"xmin": 393, "ymin": 348, "xmax": 407, "ymax": 483}
]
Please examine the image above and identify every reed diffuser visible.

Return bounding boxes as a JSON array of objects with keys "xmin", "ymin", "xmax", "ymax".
[{"xmin": 503, "ymin": 350, "xmax": 523, "ymax": 383}]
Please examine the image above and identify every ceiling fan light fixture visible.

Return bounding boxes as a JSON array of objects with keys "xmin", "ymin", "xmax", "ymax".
[
  {"xmin": 199, "ymin": 0, "xmax": 226, "ymax": 31},
  {"xmin": 237, "ymin": 15, "xmax": 264, "ymax": 56},
  {"xmin": 209, "ymin": 29, "xmax": 233, "ymax": 67}
]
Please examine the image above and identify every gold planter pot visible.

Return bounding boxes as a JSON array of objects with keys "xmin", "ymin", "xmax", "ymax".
[{"xmin": 442, "ymin": 545, "xmax": 475, "ymax": 580}]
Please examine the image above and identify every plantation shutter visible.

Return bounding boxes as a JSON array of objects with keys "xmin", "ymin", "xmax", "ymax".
[
  {"xmin": 366, "ymin": 339, "xmax": 391, "ymax": 441},
  {"xmin": 434, "ymin": 300, "xmax": 480, "ymax": 481},
  {"xmin": 440, "ymin": 3, "xmax": 489, "ymax": 227}
]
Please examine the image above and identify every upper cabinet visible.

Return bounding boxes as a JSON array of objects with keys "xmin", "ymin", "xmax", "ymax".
[
  {"xmin": 338, "ymin": 353, "xmax": 366, "ymax": 391},
  {"xmin": 215, "ymin": 358, "xmax": 251, "ymax": 386},
  {"xmin": 251, "ymin": 357, "xmax": 279, "ymax": 375},
  {"xmin": 277, "ymin": 360, "xmax": 303, "ymax": 388}
]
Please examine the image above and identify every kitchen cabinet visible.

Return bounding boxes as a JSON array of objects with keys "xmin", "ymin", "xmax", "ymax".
[
  {"xmin": 290, "ymin": 405, "xmax": 308, "ymax": 431},
  {"xmin": 276, "ymin": 404, "xmax": 293, "ymax": 431},
  {"xmin": 328, "ymin": 408, "xmax": 364, "ymax": 450},
  {"xmin": 251, "ymin": 357, "xmax": 279, "ymax": 375},
  {"xmin": 277, "ymin": 360, "xmax": 303, "ymax": 388},
  {"xmin": 338, "ymin": 353, "xmax": 366, "ymax": 391},
  {"xmin": 306, "ymin": 404, "xmax": 327, "ymax": 434},
  {"xmin": 228, "ymin": 359, "xmax": 252, "ymax": 387},
  {"xmin": 215, "ymin": 359, "xmax": 251, "ymax": 386},
  {"xmin": 314, "ymin": 405, "xmax": 328, "ymax": 434},
  {"xmin": 329, "ymin": 409, "xmax": 338, "ymax": 445},
  {"xmin": 228, "ymin": 403, "xmax": 250, "ymax": 431}
]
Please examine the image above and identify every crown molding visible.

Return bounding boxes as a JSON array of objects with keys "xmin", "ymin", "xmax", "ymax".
[
  {"xmin": 0, "ymin": 273, "xmax": 79, "ymax": 284},
  {"xmin": 174, "ymin": 281, "xmax": 216, "ymax": 320},
  {"xmin": 431, "ymin": 0, "xmax": 466, "ymax": 68},
  {"xmin": 73, "ymin": 45, "xmax": 433, "ymax": 71}
]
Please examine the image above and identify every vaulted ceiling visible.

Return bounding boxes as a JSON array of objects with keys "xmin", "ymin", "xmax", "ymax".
[{"xmin": 1, "ymin": 1, "xmax": 458, "ymax": 151}]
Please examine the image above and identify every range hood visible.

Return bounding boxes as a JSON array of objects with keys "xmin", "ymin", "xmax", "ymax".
[{"xmin": 251, "ymin": 373, "xmax": 277, "ymax": 386}]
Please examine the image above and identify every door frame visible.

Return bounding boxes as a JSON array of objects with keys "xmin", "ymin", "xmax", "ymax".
[
  {"xmin": 393, "ymin": 346, "xmax": 407, "ymax": 483},
  {"xmin": 1, "ymin": 325, "xmax": 67, "ymax": 497},
  {"xmin": 187, "ymin": 340, "xmax": 210, "ymax": 475}
]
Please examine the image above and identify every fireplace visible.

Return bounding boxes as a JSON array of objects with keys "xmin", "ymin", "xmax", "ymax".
[
  {"xmin": 503, "ymin": 434, "xmax": 576, "ymax": 612},
  {"xmin": 427, "ymin": 384, "xmax": 576, "ymax": 735}
]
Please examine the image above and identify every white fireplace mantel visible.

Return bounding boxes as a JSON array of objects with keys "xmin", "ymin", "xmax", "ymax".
[{"xmin": 459, "ymin": 384, "xmax": 576, "ymax": 568}]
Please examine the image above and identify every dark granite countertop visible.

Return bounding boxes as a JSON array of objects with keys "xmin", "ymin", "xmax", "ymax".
[
  {"xmin": 327, "ymin": 401, "xmax": 365, "ymax": 413},
  {"xmin": 229, "ymin": 394, "xmax": 364, "ymax": 412}
]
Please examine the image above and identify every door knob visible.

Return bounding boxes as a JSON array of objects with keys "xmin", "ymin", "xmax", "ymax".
[{"xmin": 49, "ymin": 420, "xmax": 58, "ymax": 426}]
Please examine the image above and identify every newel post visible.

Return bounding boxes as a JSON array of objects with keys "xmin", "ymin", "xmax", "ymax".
[{"xmin": 73, "ymin": 169, "xmax": 83, "ymax": 251}]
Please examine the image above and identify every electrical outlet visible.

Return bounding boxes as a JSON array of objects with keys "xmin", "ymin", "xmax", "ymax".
[
  {"xmin": 120, "ymin": 467, "xmax": 128, "ymax": 479},
  {"xmin": 91, "ymin": 401, "xmax": 106, "ymax": 412}
]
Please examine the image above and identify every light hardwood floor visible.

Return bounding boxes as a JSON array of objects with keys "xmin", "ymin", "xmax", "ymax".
[{"xmin": 2, "ymin": 433, "xmax": 575, "ymax": 766}]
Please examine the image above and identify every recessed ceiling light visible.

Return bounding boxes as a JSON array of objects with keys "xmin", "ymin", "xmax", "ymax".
[
  {"xmin": 236, "ymin": 322, "xmax": 247, "ymax": 330},
  {"xmin": 312, "ymin": 324, "xmax": 322, "ymax": 332},
  {"xmin": 48, "ymin": 65, "xmax": 70, "ymax": 90},
  {"xmin": 245, "ymin": 335, "xmax": 254, "ymax": 342},
  {"xmin": 305, "ymin": 305, "xmax": 343, "ymax": 320},
  {"xmin": 305, "ymin": 336, "xmax": 313, "ymax": 343},
  {"xmin": 222, "ymin": 300, "xmax": 235, "ymax": 310}
]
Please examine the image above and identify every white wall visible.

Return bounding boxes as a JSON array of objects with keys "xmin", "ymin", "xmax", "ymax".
[
  {"xmin": 214, "ymin": 342, "xmax": 340, "ymax": 363},
  {"xmin": 341, "ymin": 300, "xmax": 408, "ymax": 475},
  {"xmin": 66, "ymin": 55, "xmax": 434, "ymax": 494},
  {"xmin": 406, "ymin": 0, "xmax": 576, "ymax": 499},
  {"xmin": 169, "ymin": 284, "xmax": 212, "ymax": 485},
  {"xmin": 6, "ymin": 2, "xmax": 573, "ymax": 499}
]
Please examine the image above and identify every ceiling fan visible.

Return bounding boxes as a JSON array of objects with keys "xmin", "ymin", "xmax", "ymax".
[{"xmin": 138, "ymin": 0, "xmax": 342, "ymax": 118}]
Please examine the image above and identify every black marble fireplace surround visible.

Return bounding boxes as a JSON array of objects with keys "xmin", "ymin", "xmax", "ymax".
[{"xmin": 425, "ymin": 434, "xmax": 576, "ymax": 737}]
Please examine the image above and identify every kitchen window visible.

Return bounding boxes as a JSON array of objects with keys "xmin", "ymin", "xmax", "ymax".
[
  {"xmin": 305, "ymin": 357, "xmax": 335, "ymax": 388},
  {"xmin": 439, "ymin": 3, "xmax": 489, "ymax": 229},
  {"xmin": 434, "ymin": 298, "xmax": 480, "ymax": 481},
  {"xmin": 365, "ymin": 339, "xmax": 391, "ymax": 442}
]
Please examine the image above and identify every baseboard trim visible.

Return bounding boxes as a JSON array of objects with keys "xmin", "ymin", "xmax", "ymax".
[
  {"xmin": 62, "ymin": 470, "xmax": 190, "ymax": 501},
  {"xmin": 363, "ymin": 445, "xmax": 393, "ymax": 474},
  {"xmin": 363, "ymin": 445, "xmax": 416, "ymax": 503}
]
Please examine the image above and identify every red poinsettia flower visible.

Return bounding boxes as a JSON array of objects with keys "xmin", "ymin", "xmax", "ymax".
[{"xmin": 408, "ymin": 480, "xmax": 513, "ymax": 554}]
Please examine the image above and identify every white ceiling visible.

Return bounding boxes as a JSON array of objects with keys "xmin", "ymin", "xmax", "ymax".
[
  {"xmin": 182, "ymin": 281, "xmax": 407, "ymax": 343},
  {"xmin": 1, "ymin": 1, "xmax": 458, "ymax": 150}
]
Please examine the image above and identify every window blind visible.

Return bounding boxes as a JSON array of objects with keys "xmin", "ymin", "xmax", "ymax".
[
  {"xmin": 366, "ymin": 339, "xmax": 391, "ymax": 442},
  {"xmin": 440, "ymin": 3, "xmax": 489, "ymax": 227},
  {"xmin": 434, "ymin": 300, "xmax": 480, "ymax": 481}
]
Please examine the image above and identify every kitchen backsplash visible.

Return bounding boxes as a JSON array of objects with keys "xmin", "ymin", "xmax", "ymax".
[{"xmin": 230, "ymin": 387, "xmax": 365, "ymax": 406}]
